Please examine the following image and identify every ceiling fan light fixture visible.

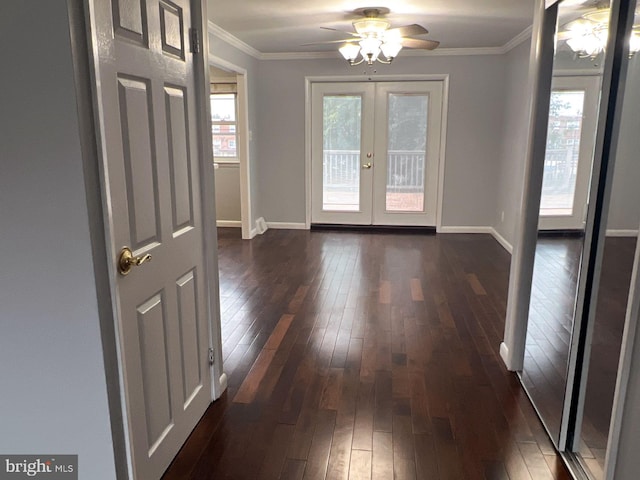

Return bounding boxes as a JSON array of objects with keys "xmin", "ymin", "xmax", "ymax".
[
  {"xmin": 323, "ymin": 7, "xmax": 438, "ymax": 66},
  {"xmin": 353, "ymin": 18, "xmax": 389, "ymax": 36},
  {"xmin": 560, "ymin": 6, "xmax": 640, "ymax": 58},
  {"xmin": 566, "ymin": 34, "xmax": 604, "ymax": 56},
  {"xmin": 380, "ymin": 41, "xmax": 402, "ymax": 60},
  {"xmin": 339, "ymin": 42, "xmax": 361, "ymax": 62},
  {"xmin": 359, "ymin": 36, "xmax": 383, "ymax": 64}
]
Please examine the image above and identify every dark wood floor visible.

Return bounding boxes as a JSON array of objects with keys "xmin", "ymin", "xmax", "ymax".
[
  {"xmin": 162, "ymin": 229, "xmax": 571, "ymax": 480},
  {"xmin": 522, "ymin": 238, "xmax": 583, "ymax": 443}
]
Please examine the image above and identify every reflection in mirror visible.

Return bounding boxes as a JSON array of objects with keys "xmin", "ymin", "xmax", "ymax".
[
  {"xmin": 576, "ymin": 50, "xmax": 640, "ymax": 479},
  {"xmin": 521, "ymin": 0, "xmax": 610, "ymax": 445}
]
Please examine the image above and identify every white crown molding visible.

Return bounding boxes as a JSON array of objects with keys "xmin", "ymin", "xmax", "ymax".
[
  {"xmin": 208, "ymin": 22, "xmax": 534, "ymax": 61},
  {"xmin": 501, "ymin": 25, "xmax": 533, "ymax": 53},
  {"xmin": 261, "ymin": 51, "xmax": 339, "ymax": 60},
  {"xmin": 207, "ymin": 21, "xmax": 261, "ymax": 59}
]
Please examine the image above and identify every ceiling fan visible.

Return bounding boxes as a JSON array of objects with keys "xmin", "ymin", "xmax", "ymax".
[
  {"xmin": 556, "ymin": 3, "xmax": 640, "ymax": 58},
  {"xmin": 304, "ymin": 7, "xmax": 440, "ymax": 66}
]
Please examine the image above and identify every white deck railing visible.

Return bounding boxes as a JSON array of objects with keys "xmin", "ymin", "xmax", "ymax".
[{"xmin": 323, "ymin": 149, "xmax": 425, "ymax": 192}]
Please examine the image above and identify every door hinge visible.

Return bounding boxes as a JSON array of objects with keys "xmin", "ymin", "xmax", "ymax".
[
  {"xmin": 190, "ymin": 28, "xmax": 201, "ymax": 54},
  {"xmin": 208, "ymin": 347, "xmax": 215, "ymax": 365}
]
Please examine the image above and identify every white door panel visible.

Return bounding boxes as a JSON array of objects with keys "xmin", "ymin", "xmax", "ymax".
[
  {"xmin": 90, "ymin": 0, "xmax": 211, "ymax": 478},
  {"xmin": 373, "ymin": 82, "xmax": 442, "ymax": 226},
  {"xmin": 311, "ymin": 83, "xmax": 375, "ymax": 224}
]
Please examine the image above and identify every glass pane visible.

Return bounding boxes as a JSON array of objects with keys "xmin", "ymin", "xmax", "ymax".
[
  {"xmin": 540, "ymin": 90, "xmax": 586, "ymax": 216},
  {"xmin": 386, "ymin": 94, "xmax": 428, "ymax": 212},
  {"xmin": 212, "ymin": 131, "xmax": 237, "ymax": 157},
  {"xmin": 210, "ymin": 93, "xmax": 236, "ymax": 121},
  {"xmin": 322, "ymin": 95, "xmax": 361, "ymax": 211}
]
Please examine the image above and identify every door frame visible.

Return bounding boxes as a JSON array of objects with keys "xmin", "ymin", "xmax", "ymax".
[
  {"xmin": 83, "ymin": 0, "xmax": 224, "ymax": 477},
  {"xmin": 304, "ymin": 74, "xmax": 450, "ymax": 230},
  {"xmin": 208, "ymin": 54, "xmax": 254, "ymax": 240}
]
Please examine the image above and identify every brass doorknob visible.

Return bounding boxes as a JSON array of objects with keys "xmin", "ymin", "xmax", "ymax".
[
  {"xmin": 118, "ymin": 246, "xmax": 152, "ymax": 276},
  {"xmin": 362, "ymin": 162, "xmax": 372, "ymax": 169},
  {"xmin": 366, "ymin": 152, "xmax": 373, "ymax": 158}
]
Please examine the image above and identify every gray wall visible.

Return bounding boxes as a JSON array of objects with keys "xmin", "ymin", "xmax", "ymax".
[
  {"xmin": 215, "ymin": 165, "xmax": 242, "ymax": 222},
  {"xmin": 607, "ymin": 54, "xmax": 640, "ymax": 232},
  {"xmin": 255, "ymin": 55, "xmax": 507, "ymax": 226},
  {"xmin": 494, "ymin": 39, "xmax": 532, "ymax": 247},
  {"xmin": 209, "ymin": 35, "xmax": 262, "ymax": 226},
  {"xmin": 0, "ymin": 2, "xmax": 117, "ymax": 478}
]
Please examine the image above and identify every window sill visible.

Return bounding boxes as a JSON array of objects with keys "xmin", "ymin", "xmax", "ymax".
[{"xmin": 213, "ymin": 159, "xmax": 240, "ymax": 165}]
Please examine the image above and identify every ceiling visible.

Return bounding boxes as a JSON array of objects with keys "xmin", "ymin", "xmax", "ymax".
[{"xmin": 206, "ymin": 0, "xmax": 536, "ymax": 54}]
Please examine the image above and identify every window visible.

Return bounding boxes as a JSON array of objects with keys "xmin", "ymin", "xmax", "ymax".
[{"xmin": 210, "ymin": 92, "xmax": 238, "ymax": 159}]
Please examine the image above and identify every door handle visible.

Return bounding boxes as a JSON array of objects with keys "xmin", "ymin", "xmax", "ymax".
[
  {"xmin": 362, "ymin": 162, "xmax": 372, "ymax": 169},
  {"xmin": 118, "ymin": 246, "xmax": 152, "ymax": 276}
]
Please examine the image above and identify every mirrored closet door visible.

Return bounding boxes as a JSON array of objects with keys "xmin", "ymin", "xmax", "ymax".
[{"xmin": 512, "ymin": 0, "xmax": 640, "ymax": 478}]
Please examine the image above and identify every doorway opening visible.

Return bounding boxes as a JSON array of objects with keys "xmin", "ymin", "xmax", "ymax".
[{"xmin": 209, "ymin": 57, "xmax": 253, "ymax": 239}]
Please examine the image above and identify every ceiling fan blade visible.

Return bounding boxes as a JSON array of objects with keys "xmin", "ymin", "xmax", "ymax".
[
  {"xmin": 387, "ymin": 24, "xmax": 429, "ymax": 37},
  {"xmin": 301, "ymin": 39, "xmax": 358, "ymax": 46},
  {"xmin": 401, "ymin": 38, "xmax": 440, "ymax": 50},
  {"xmin": 320, "ymin": 26, "xmax": 360, "ymax": 37}
]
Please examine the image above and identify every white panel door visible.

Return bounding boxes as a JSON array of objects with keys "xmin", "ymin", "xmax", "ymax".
[
  {"xmin": 311, "ymin": 81, "xmax": 443, "ymax": 226},
  {"xmin": 539, "ymin": 76, "xmax": 600, "ymax": 230},
  {"xmin": 311, "ymin": 82, "xmax": 375, "ymax": 224},
  {"xmin": 373, "ymin": 82, "xmax": 443, "ymax": 226},
  {"xmin": 90, "ymin": 0, "xmax": 212, "ymax": 478}
]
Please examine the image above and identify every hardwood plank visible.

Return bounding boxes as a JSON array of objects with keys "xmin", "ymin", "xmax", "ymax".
[
  {"xmin": 303, "ymin": 409, "xmax": 337, "ymax": 479},
  {"xmin": 264, "ymin": 313, "xmax": 296, "ymax": 350},
  {"xmin": 379, "ymin": 280, "xmax": 391, "ymax": 305},
  {"xmin": 371, "ymin": 431, "xmax": 393, "ymax": 480},
  {"xmin": 467, "ymin": 273, "xmax": 488, "ymax": 296},
  {"xmin": 410, "ymin": 278, "xmax": 424, "ymax": 302},
  {"xmin": 257, "ymin": 423, "xmax": 296, "ymax": 479},
  {"xmin": 233, "ymin": 347, "xmax": 277, "ymax": 403},
  {"xmin": 349, "ymin": 450, "xmax": 372, "ymax": 480}
]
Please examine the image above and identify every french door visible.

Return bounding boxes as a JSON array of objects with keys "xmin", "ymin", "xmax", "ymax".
[
  {"xmin": 311, "ymin": 81, "xmax": 443, "ymax": 226},
  {"xmin": 538, "ymin": 76, "xmax": 600, "ymax": 230}
]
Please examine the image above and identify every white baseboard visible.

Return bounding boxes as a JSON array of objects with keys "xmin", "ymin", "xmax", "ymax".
[
  {"xmin": 437, "ymin": 225, "xmax": 514, "ymax": 254},
  {"xmin": 266, "ymin": 222, "xmax": 308, "ymax": 230},
  {"xmin": 216, "ymin": 220, "xmax": 241, "ymax": 228},
  {"xmin": 437, "ymin": 226, "xmax": 493, "ymax": 234},
  {"xmin": 249, "ymin": 228, "xmax": 258, "ymax": 239},
  {"xmin": 606, "ymin": 229, "xmax": 639, "ymax": 237},
  {"xmin": 490, "ymin": 228, "xmax": 514, "ymax": 254}
]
